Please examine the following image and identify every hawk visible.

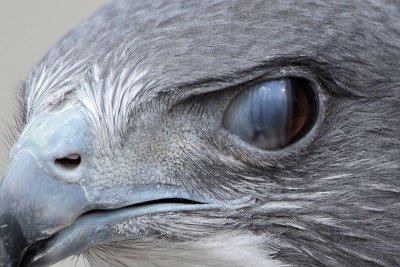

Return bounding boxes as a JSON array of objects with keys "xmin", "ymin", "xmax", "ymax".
[{"xmin": 1, "ymin": 0, "xmax": 399, "ymax": 266}]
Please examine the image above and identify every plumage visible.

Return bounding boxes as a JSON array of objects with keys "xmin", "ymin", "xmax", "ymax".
[{"xmin": 0, "ymin": 0, "xmax": 399, "ymax": 266}]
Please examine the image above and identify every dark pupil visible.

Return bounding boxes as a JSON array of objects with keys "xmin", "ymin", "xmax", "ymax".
[
  {"xmin": 249, "ymin": 80, "xmax": 291, "ymax": 147},
  {"xmin": 288, "ymin": 79, "xmax": 314, "ymax": 141},
  {"xmin": 252, "ymin": 78, "xmax": 316, "ymax": 149}
]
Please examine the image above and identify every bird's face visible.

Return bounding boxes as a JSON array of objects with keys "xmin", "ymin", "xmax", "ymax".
[{"xmin": 1, "ymin": 0, "xmax": 399, "ymax": 266}]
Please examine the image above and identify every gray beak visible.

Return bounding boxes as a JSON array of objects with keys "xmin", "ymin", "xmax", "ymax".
[
  {"xmin": 0, "ymin": 106, "xmax": 250, "ymax": 267},
  {"xmin": 0, "ymin": 151, "xmax": 90, "ymax": 266},
  {"xmin": 0, "ymin": 107, "xmax": 93, "ymax": 266}
]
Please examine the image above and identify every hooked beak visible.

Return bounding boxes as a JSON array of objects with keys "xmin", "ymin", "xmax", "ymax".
[
  {"xmin": 0, "ymin": 151, "xmax": 90, "ymax": 266},
  {"xmin": 0, "ymin": 107, "xmax": 250, "ymax": 267},
  {"xmin": 0, "ymin": 107, "xmax": 93, "ymax": 266}
]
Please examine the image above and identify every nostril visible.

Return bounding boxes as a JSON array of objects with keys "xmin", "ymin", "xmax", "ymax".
[{"xmin": 54, "ymin": 154, "xmax": 81, "ymax": 170}]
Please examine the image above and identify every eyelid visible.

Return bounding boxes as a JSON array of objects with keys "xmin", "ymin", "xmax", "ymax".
[{"xmin": 166, "ymin": 57, "xmax": 336, "ymax": 114}]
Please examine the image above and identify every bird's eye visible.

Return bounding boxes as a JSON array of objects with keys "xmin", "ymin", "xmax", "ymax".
[{"xmin": 223, "ymin": 78, "xmax": 318, "ymax": 150}]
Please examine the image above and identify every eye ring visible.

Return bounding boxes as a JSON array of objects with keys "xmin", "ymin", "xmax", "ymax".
[{"xmin": 223, "ymin": 77, "xmax": 319, "ymax": 150}]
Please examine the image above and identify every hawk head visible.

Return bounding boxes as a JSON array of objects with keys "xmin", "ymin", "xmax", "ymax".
[{"xmin": 1, "ymin": 1, "xmax": 399, "ymax": 266}]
